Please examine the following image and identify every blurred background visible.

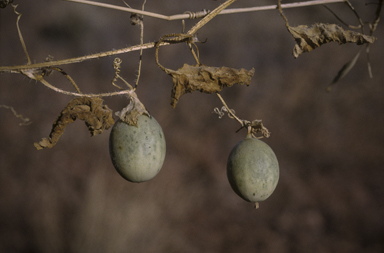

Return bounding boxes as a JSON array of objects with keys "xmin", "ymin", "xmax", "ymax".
[{"xmin": 1, "ymin": 0, "xmax": 383, "ymax": 252}]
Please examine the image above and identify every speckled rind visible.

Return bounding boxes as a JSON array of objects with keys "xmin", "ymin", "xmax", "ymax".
[
  {"xmin": 109, "ymin": 115, "xmax": 166, "ymax": 183},
  {"xmin": 227, "ymin": 135, "xmax": 279, "ymax": 202}
]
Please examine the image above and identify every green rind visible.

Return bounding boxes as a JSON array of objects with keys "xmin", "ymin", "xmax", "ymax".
[
  {"xmin": 227, "ymin": 136, "xmax": 279, "ymax": 202},
  {"xmin": 109, "ymin": 115, "xmax": 166, "ymax": 183}
]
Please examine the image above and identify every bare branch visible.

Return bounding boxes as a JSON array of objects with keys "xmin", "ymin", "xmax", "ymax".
[
  {"xmin": 65, "ymin": 0, "xmax": 347, "ymax": 21},
  {"xmin": 0, "ymin": 105, "xmax": 31, "ymax": 125},
  {"xmin": 1, "ymin": 0, "xmax": 348, "ymax": 73},
  {"xmin": 0, "ymin": 41, "xmax": 166, "ymax": 72},
  {"xmin": 186, "ymin": 0, "xmax": 237, "ymax": 35},
  {"xmin": 13, "ymin": 5, "xmax": 31, "ymax": 64}
]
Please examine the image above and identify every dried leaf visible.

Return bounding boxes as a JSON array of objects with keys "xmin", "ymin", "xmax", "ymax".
[
  {"xmin": 115, "ymin": 90, "xmax": 150, "ymax": 126},
  {"xmin": 236, "ymin": 119, "xmax": 270, "ymax": 139},
  {"xmin": 34, "ymin": 97, "xmax": 114, "ymax": 150},
  {"xmin": 165, "ymin": 64, "xmax": 255, "ymax": 108},
  {"xmin": 327, "ymin": 50, "xmax": 361, "ymax": 92},
  {"xmin": 288, "ymin": 23, "xmax": 376, "ymax": 58}
]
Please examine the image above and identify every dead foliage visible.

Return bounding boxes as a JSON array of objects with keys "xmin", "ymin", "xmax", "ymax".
[
  {"xmin": 163, "ymin": 64, "xmax": 255, "ymax": 108},
  {"xmin": 115, "ymin": 90, "xmax": 150, "ymax": 127},
  {"xmin": 34, "ymin": 97, "xmax": 114, "ymax": 150},
  {"xmin": 328, "ymin": 50, "xmax": 361, "ymax": 91},
  {"xmin": 288, "ymin": 23, "xmax": 376, "ymax": 58}
]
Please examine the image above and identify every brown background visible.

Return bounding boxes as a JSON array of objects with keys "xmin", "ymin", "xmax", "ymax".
[{"xmin": 1, "ymin": 0, "xmax": 384, "ymax": 252}]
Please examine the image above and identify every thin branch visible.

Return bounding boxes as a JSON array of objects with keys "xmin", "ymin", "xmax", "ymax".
[
  {"xmin": 220, "ymin": 0, "xmax": 346, "ymax": 15},
  {"xmin": 0, "ymin": 41, "xmax": 167, "ymax": 72},
  {"xmin": 216, "ymin": 93, "xmax": 243, "ymax": 126},
  {"xmin": 216, "ymin": 93, "xmax": 270, "ymax": 138},
  {"xmin": 343, "ymin": 0, "xmax": 365, "ymax": 33},
  {"xmin": 13, "ymin": 5, "xmax": 31, "ymax": 64},
  {"xmin": 65, "ymin": 0, "xmax": 346, "ymax": 21},
  {"xmin": 1, "ymin": 0, "xmax": 347, "ymax": 73},
  {"xmin": 135, "ymin": 0, "xmax": 146, "ymax": 88},
  {"xmin": 366, "ymin": 0, "xmax": 383, "ymax": 78},
  {"xmin": 38, "ymin": 78, "xmax": 134, "ymax": 98},
  {"xmin": 369, "ymin": 0, "xmax": 383, "ymax": 35},
  {"xmin": 278, "ymin": 0, "xmax": 290, "ymax": 26},
  {"xmin": 0, "ymin": 105, "xmax": 31, "ymax": 125},
  {"xmin": 187, "ymin": 0, "xmax": 237, "ymax": 35},
  {"xmin": 322, "ymin": 5, "xmax": 361, "ymax": 29}
]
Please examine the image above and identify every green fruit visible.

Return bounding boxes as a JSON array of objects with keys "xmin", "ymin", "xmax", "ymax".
[
  {"xmin": 227, "ymin": 133, "xmax": 279, "ymax": 204},
  {"xmin": 109, "ymin": 115, "xmax": 166, "ymax": 183}
]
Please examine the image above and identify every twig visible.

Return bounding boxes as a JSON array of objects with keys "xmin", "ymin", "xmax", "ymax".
[
  {"xmin": 278, "ymin": 0, "xmax": 290, "ymax": 26},
  {"xmin": 0, "ymin": 105, "xmax": 31, "ymax": 125},
  {"xmin": 219, "ymin": 0, "xmax": 346, "ymax": 14},
  {"xmin": 55, "ymin": 67, "xmax": 83, "ymax": 93},
  {"xmin": 322, "ymin": 5, "xmax": 361, "ymax": 29},
  {"xmin": 1, "ymin": 0, "xmax": 347, "ymax": 73},
  {"xmin": 38, "ymin": 78, "xmax": 133, "ymax": 97},
  {"xmin": 13, "ymin": 5, "xmax": 31, "ymax": 64},
  {"xmin": 344, "ymin": 0, "xmax": 365, "ymax": 33},
  {"xmin": 134, "ymin": 0, "xmax": 146, "ymax": 88},
  {"xmin": 366, "ymin": 0, "xmax": 383, "ymax": 78},
  {"xmin": 186, "ymin": 0, "xmax": 237, "ymax": 35},
  {"xmin": 111, "ymin": 58, "xmax": 134, "ymax": 90},
  {"xmin": 369, "ymin": 0, "xmax": 383, "ymax": 35},
  {"xmin": 216, "ymin": 93, "xmax": 243, "ymax": 125},
  {"xmin": 65, "ymin": 0, "xmax": 346, "ymax": 21},
  {"xmin": 215, "ymin": 93, "xmax": 270, "ymax": 138},
  {"xmin": 0, "ymin": 41, "xmax": 166, "ymax": 72}
]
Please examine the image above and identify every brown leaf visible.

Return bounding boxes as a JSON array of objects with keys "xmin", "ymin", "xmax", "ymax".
[
  {"xmin": 165, "ymin": 64, "xmax": 255, "ymax": 108},
  {"xmin": 34, "ymin": 97, "xmax": 114, "ymax": 150},
  {"xmin": 327, "ymin": 50, "xmax": 361, "ymax": 92},
  {"xmin": 288, "ymin": 23, "xmax": 376, "ymax": 58},
  {"xmin": 115, "ymin": 91, "xmax": 150, "ymax": 126}
]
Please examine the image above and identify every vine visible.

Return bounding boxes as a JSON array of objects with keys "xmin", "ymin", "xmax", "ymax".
[{"xmin": 0, "ymin": 0, "xmax": 382, "ymax": 206}]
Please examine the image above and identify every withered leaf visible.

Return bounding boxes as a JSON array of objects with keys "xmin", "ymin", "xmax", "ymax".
[
  {"xmin": 165, "ymin": 64, "xmax": 255, "ymax": 108},
  {"xmin": 34, "ymin": 97, "xmax": 114, "ymax": 150},
  {"xmin": 327, "ymin": 50, "xmax": 361, "ymax": 92},
  {"xmin": 288, "ymin": 23, "xmax": 376, "ymax": 58},
  {"xmin": 115, "ymin": 90, "xmax": 150, "ymax": 127}
]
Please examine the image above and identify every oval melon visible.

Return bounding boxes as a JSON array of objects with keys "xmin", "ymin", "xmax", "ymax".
[
  {"xmin": 109, "ymin": 115, "xmax": 166, "ymax": 183},
  {"xmin": 227, "ymin": 134, "xmax": 279, "ymax": 203}
]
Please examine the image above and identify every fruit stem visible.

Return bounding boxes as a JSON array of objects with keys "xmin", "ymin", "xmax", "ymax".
[{"xmin": 254, "ymin": 202, "xmax": 259, "ymax": 209}]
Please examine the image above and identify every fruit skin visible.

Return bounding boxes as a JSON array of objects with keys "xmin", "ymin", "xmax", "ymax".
[
  {"xmin": 109, "ymin": 115, "xmax": 166, "ymax": 183},
  {"xmin": 227, "ymin": 134, "xmax": 279, "ymax": 203}
]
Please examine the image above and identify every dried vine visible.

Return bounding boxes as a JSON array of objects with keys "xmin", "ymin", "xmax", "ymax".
[{"xmin": 0, "ymin": 0, "xmax": 382, "ymax": 147}]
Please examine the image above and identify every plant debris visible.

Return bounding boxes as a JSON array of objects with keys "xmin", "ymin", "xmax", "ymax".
[
  {"xmin": 34, "ymin": 97, "xmax": 114, "ymax": 150},
  {"xmin": 287, "ymin": 23, "xmax": 376, "ymax": 58},
  {"xmin": 0, "ymin": 105, "xmax": 31, "ymax": 126},
  {"xmin": 115, "ymin": 90, "xmax": 150, "ymax": 127},
  {"xmin": 163, "ymin": 64, "xmax": 255, "ymax": 108},
  {"xmin": 327, "ymin": 50, "xmax": 361, "ymax": 91},
  {"xmin": 246, "ymin": 119, "xmax": 270, "ymax": 139}
]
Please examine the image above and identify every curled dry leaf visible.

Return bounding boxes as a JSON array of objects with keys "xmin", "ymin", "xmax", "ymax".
[
  {"xmin": 249, "ymin": 119, "xmax": 270, "ymax": 138},
  {"xmin": 164, "ymin": 64, "xmax": 255, "ymax": 108},
  {"xmin": 327, "ymin": 50, "xmax": 361, "ymax": 91},
  {"xmin": 115, "ymin": 90, "xmax": 150, "ymax": 126},
  {"xmin": 288, "ymin": 23, "xmax": 376, "ymax": 58},
  {"xmin": 34, "ymin": 97, "xmax": 114, "ymax": 150}
]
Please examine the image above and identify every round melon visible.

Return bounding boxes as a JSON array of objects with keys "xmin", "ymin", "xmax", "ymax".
[
  {"xmin": 227, "ymin": 134, "xmax": 279, "ymax": 203},
  {"xmin": 109, "ymin": 115, "xmax": 166, "ymax": 183}
]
